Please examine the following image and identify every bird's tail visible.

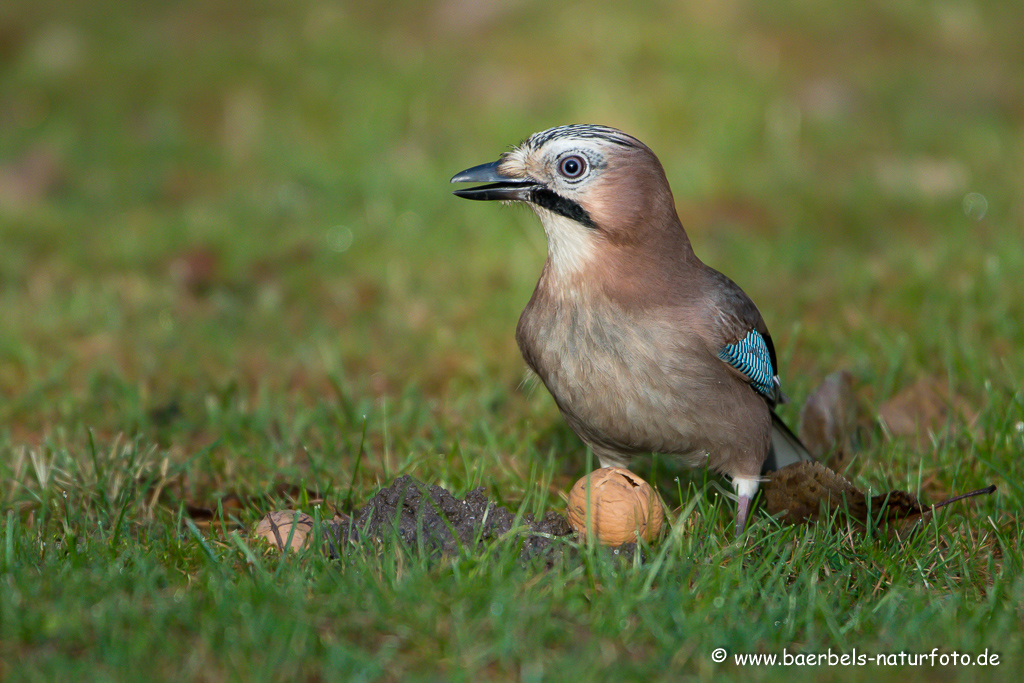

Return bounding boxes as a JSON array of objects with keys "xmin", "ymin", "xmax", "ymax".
[{"xmin": 762, "ymin": 411, "xmax": 814, "ymax": 473}]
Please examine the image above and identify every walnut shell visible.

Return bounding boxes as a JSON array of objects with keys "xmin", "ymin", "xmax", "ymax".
[
  {"xmin": 255, "ymin": 510, "xmax": 315, "ymax": 552},
  {"xmin": 566, "ymin": 468, "xmax": 664, "ymax": 545}
]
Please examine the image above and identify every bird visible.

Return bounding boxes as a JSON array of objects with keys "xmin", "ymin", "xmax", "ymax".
[{"xmin": 450, "ymin": 124, "xmax": 812, "ymax": 535}]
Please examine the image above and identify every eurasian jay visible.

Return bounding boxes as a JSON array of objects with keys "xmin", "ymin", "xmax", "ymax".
[{"xmin": 451, "ymin": 124, "xmax": 812, "ymax": 535}]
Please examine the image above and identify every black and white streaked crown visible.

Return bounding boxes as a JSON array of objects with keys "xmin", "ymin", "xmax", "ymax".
[{"xmin": 523, "ymin": 124, "xmax": 643, "ymax": 151}]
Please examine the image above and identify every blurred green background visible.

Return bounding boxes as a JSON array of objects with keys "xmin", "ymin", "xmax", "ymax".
[
  {"xmin": 2, "ymin": 0, "xmax": 1022, "ymax": 498},
  {"xmin": 4, "ymin": 0, "xmax": 1023, "ymax": 493},
  {"xmin": 6, "ymin": 1, "xmax": 1015, "ymax": 405},
  {"xmin": 2, "ymin": 0, "xmax": 1024, "ymax": 680}
]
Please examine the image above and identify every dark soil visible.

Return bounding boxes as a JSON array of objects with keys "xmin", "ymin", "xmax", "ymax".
[{"xmin": 323, "ymin": 475, "xmax": 579, "ymax": 564}]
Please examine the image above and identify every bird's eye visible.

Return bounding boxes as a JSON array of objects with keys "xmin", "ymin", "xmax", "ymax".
[{"xmin": 558, "ymin": 155, "xmax": 587, "ymax": 179}]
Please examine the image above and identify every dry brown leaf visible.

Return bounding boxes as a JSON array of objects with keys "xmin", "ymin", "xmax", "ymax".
[
  {"xmin": 878, "ymin": 378, "xmax": 978, "ymax": 451},
  {"xmin": 0, "ymin": 145, "xmax": 63, "ymax": 210},
  {"xmin": 268, "ymin": 483, "xmax": 326, "ymax": 507},
  {"xmin": 186, "ymin": 493, "xmax": 246, "ymax": 531},
  {"xmin": 764, "ymin": 461, "xmax": 858, "ymax": 524},
  {"xmin": 799, "ymin": 370, "xmax": 859, "ymax": 467},
  {"xmin": 185, "ymin": 483, "xmax": 326, "ymax": 539},
  {"xmin": 763, "ymin": 461, "xmax": 995, "ymax": 540},
  {"xmin": 185, "ymin": 485, "xmax": 324, "ymax": 518},
  {"xmin": 168, "ymin": 248, "xmax": 220, "ymax": 295}
]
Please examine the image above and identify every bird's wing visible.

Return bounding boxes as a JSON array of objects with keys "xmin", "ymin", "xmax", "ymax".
[
  {"xmin": 764, "ymin": 409, "xmax": 813, "ymax": 471},
  {"xmin": 702, "ymin": 270, "xmax": 815, "ymax": 471},
  {"xmin": 717, "ymin": 328, "xmax": 781, "ymax": 403},
  {"xmin": 704, "ymin": 270, "xmax": 784, "ymax": 406}
]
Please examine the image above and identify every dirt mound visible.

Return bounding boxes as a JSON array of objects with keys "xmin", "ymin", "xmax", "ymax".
[{"xmin": 324, "ymin": 475, "xmax": 574, "ymax": 563}]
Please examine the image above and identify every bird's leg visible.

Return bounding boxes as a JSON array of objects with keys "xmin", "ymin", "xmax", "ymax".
[
  {"xmin": 733, "ymin": 476, "xmax": 760, "ymax": 536},
  {"xmin": 593, "ymin": 446, "xmax": 630, "ymax": 470},
  {"xmin": 735, "ymin": 495, "xmax": 752, "ymax": 536}
]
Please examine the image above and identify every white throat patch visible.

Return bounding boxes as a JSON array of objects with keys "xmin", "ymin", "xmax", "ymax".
[{"xmin": 532, "ymin": 206, "xmax": 597, "ymax": 278}]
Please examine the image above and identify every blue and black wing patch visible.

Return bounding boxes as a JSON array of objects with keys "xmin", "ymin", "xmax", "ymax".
[{"xmin": 718, "ymin": 330, "xmax": 780, "ymax": 402}]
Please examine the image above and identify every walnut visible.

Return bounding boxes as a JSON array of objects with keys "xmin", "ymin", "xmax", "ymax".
[
  {"xmin": 254, "ymin": 510, "xmax": 315, "ymax": 552},
  {"xmin": 566, "ymin": 467, "xmax": 664, "ymax": 545}
]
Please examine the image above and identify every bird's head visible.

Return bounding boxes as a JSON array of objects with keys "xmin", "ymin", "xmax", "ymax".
[{"xmin": 451, "ymin": 125, "xmax": 688, "ymax": 278}]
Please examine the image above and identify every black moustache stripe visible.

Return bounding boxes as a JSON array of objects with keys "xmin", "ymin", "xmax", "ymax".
[{"xmin": 531, "ymin": 188, "xmax": 597, "ymax": 230}]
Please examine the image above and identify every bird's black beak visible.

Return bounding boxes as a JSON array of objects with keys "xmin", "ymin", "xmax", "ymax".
[{"xmin": 450, "ymin": 160, "xmax": 539, "ymax": 201}]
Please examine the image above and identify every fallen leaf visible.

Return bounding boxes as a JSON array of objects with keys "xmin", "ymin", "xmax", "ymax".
[
  {"xmin": 0, "ymin": 145, "xmax": 63, "ymax": 210},
  {"xmin": 763, "ymin": 460, "xmax": 995, "ymax": 540},
  {"xmin": 878, "ymin": 378, "xmax": 978, "ymax": 450},
  {"xmin": 186, "ymin": 493, "xmax": 245, "ymax": 526},
  {"xmin": 168, "ymin": 248, "xmax": 220, "ymax": 295},
  {"xmin": 763, "ymin": 461, "xmax": 858, "ymax": 525},
  {"xmin": 874, "ymin": 156, "xmax": 968, "ymax": 199},
  {"xmin": 185, "ymin": 484, "xmax": 325, "ymax": 538},
  {"xmin": 799, "ymin": 370, "xmax": 858, "ymax": 467}
]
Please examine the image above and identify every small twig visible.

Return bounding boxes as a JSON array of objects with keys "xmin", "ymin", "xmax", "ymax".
[{"xmin": 932, "ymin": 484, "xmax": 997, "ymax": 510}]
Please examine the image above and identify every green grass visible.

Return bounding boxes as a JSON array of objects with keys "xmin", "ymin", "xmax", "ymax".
[{"xmin": 2, "ymin": 0, "xmax": 1023, "ymax": 680}]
